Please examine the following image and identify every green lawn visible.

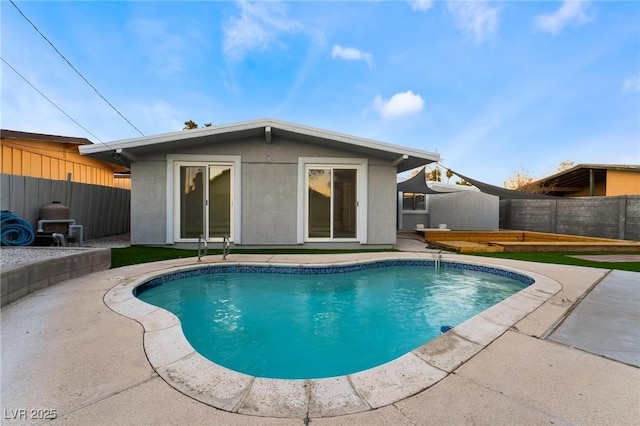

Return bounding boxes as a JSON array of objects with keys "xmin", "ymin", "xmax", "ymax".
[
  {"xmin": 111, "ymin": 246, "xmax": 639, "ymax": 272},
  {"xmin": 469, "ymin": 251, "xmax": 640, "ymax": 272},
  {"xmin": 110, "ymin": 246, "xmax": 398, "ymax": 268}
]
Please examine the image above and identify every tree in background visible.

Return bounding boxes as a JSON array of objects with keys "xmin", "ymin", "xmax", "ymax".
[
  {"xmin": 557, "ymin": 160, "xmax": 575, "ymax": 172},
  {"xmin": 183, "ymin": 121, "xmax": 213, "ymax": 130},
  {"xmin": 504, "ymin": 160, "xmax": 574, "ymax": 193},
  {"xmin": 183, "ymin": 120, "xmax": 198, "ymax": 130},
  {"xmin": 426, "ymin": 164, "xmax": 441, "ymax": 182},
  {"xmin": 446, "ymin": 168, "xmax": 454, "ymax": 182},
  {"xmin": 503, "ymin": 168, "xmax": 538, "ymax": 192}
]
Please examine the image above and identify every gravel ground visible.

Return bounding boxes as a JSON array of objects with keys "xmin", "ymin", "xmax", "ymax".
[{"xmin": 1, "ymin": 234, "xmax": 130, "ymax": 268}]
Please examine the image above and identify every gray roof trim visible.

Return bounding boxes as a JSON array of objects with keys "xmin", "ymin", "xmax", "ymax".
[{"xmin": 79, "ymin": 118, "xmax": 439, "ymax": 171}]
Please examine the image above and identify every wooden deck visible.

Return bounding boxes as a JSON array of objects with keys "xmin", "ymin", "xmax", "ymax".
[{"xmin": 420, "ymin": 230, "xmax": 640, "ymax": 253}]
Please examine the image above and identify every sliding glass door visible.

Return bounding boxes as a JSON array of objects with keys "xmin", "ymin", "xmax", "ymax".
[
  {"xmin": 177, "ymin": 163, "xmax": 233, "ymax": 241},
  {"xmin": 307, "ymin": 166, "xmax": 357, "ymax": 240}
]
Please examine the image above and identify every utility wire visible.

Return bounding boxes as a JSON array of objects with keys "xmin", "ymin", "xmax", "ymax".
[
  {"xmin": 1, "ymin": 57, "xmax": 104, "ymax": 143},
  {"xmin": 9, "ymin": 0, "xmax": 145, "ymax": 137}
]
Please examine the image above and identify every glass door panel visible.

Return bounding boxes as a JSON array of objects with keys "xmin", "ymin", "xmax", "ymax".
[
  {"xmin": 179, "ymin": 166, "xmax": 205, "ymax": 239},
  {"xmin": 333, "ymin": 169, "xmax": 357, "ymax": 238},
  {"xmin": 208, "ymin": 165, "xmax": 232, "ymax": 238},
  {"xmin": 308, "ymin": 169, "xmax": 331, "ymax": 238}
]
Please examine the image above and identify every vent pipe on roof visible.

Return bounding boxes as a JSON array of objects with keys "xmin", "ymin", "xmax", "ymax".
[{"xmin": 589, "ymin": 168, "xmax": 594, "ymax": 196}]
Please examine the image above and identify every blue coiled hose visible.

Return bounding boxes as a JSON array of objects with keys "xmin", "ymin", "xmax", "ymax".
[{"xmin": 1, "ymin": 211, "xmax": 35, "ymax": 246}]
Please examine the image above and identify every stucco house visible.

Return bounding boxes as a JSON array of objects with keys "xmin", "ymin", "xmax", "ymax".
[{"xmin": 80, "ymin": 119, "xmax": 440, "ymax": 248}]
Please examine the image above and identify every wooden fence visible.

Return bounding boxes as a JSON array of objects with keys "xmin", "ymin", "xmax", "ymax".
[{"xmin": 1, "ymin": 174, "xmax": 130, "ymax": 240}]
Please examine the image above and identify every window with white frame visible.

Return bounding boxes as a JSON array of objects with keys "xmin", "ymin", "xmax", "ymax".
[
  {"xmin": 173, "ymin": 162, "xmax": 234, "ymax": 241},
  {"xmin": 305, "ymin": 165, "xmax": 359, "ymax": 241}
]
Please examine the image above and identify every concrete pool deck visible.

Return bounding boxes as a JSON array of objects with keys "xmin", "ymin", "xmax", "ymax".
[{"xmin": 1, "ymin": 244, "xmax": 639, "ymax": 424}]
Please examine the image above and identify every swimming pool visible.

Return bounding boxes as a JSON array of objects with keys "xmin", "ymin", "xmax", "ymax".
[
  {"xmin": 104, "ymin": 254, "xmax": 558, "ymax": 418},
  {"xmin": 135, "ymin": 260, "xmax": 532, "ymax": 379}
]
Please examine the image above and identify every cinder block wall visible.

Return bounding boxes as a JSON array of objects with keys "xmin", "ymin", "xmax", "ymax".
[{"xmin": 500, "ymin": 196, "xmax": 640, "ymax": 241}]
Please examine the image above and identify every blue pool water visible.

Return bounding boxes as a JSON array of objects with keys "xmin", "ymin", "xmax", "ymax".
[{"xmin": 136, "ymin": 262, "xmax": 530, "ymax": 379}]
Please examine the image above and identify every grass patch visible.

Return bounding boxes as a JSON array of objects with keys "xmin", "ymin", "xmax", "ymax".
[
  {"xmin": 111, "ymin": 246, "xmax": 398, "ymax": 268},
  {"xmin": 470, "ymin": 251, "xmax": 640, "ymax": 272},
  {"xmin": 111, "ymin": 246, "xmax": 639, "ymax": 271}
]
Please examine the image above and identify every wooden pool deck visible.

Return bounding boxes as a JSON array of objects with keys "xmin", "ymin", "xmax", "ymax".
[{"xmin": 420, "ymin": 231, "xmax": 640, "ymax": 253}]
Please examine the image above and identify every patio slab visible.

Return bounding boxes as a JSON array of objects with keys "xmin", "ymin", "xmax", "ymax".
[
  {"xmin": 454, "ymin": 330, "xmax": 640, "ymax": 425},
  {"xmin": 2, "ymin": 252, "xmax": 639, "ymax": 424},
  {"xmin": 548, "ymin": 269, "xmax": 640, "ymax": 367}
]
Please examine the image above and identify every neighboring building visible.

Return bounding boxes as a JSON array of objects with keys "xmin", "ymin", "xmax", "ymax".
[
  {"xmin": 79, "ymin": 118, "xmax": 440, "ymax": 248},
  {"xmin": 397, "ymin": 167, "xmax": 498, "ymax": 231},
  {"xmin": 1, "ymin": 129, "xmax": 130, "ymax": 189},
  {"xmin": 534, "ymin": 164, "xmax": 640, "ymax": 197}
]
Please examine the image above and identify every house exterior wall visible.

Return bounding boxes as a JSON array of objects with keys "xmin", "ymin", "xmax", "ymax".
[
  {"xmin": 367, "ymin": 165, "xmax": 397, "ymax": 244},
  {"xmin": 131, "ymin": 160, "xmax": 167, "ymax": 244},
  {"xmin": 130, "ymin": 135, "xmax": 398, "ymax": 247},
  {"xmin": 241, "ymin": 162, "xmax": 298, "ymax": 245},
  {"xmin": 606, "ymin": 170, "xmax": 640, "ymax": 196},
  {"xmin": 1, "ymin": 138, "xmax": 130, "ymax": 189},
  {"xmin": 428, "ymin": 191, "xmax": 499, "ymax": 230}
]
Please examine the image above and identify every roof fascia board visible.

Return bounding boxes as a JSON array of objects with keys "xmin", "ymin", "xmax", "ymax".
[
  {"xmin": 79, "ymin": 120, "xmax": 263, "ymax": 154},
  {"xmin": 79, "ymin": 118, "xmax": 440, "ymax": 163},
  {"xmin": 271, "ymin": 120, "xmax": 440, "ymax": 162}
]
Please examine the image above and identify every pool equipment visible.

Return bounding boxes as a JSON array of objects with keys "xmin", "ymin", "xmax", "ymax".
[
  {"xmin": 36, "ymin": 202, "xmax": 84, "ymax": 246},
  {"xmin": 0, "ymin": 211, "xmax": 35, "ymax": 246}
]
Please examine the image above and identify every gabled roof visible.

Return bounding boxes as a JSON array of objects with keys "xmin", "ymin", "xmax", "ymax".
[
  {"xmin": 79, "ymin": 118, "xmax": 440, "ymax": 172},
  {"xmin": 1, "ymin": 129, "xmax": 92, "ymax": 145}
]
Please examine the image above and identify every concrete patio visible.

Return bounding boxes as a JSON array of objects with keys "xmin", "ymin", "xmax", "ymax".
[{"xmin": 1, "ymin": 241, "xmax": 639, "ymax": 425}]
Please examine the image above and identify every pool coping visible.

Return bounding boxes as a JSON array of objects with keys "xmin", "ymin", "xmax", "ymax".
[{"xmin": 103, "ymin": 253, "xmax": 561, "ymax": 418}]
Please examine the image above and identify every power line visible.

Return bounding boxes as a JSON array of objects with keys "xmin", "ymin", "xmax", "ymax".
[
  {"xmin": 1, "ymin": 57, "xmax": 104, "ymax": 143},
  {"xmin": 9, "ymin": 0, "xmax": 145, "ymax": 137}
]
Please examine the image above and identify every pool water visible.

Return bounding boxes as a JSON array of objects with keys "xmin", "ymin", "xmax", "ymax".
[{"xmin": 137, "ymin": 265, "xmax": 527, "ymax": 379}]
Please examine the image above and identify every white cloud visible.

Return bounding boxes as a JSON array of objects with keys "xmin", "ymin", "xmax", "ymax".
[
  {"xmin": 447, "ymin": 1, "xmax": 500, "ymax": 44},
  {"xmin": 331, "ymin": 45, "xmax": 373, "ymax": 68},
  {"xmin": 534, "ymin": 0, "xmax": 592, "ymax": 35},
  {"xmin": 623, "ymin": 73, "xmax": 640, "ymax": 93},
  {"xmin": 374, "ymin": 90, "xmax": 424, "ymax": 120},
  {"xmin": 409, "ymin": 0, "xmax": 433, "ymax": 12},
  {"xmin": 223, "ymin": 1, "xmax": 300, "ymax": 63}
]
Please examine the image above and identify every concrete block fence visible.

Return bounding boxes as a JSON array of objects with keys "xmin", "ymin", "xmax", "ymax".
[{"xmin": 500, "ymin": 196, "xmax": 640, "ymax": 241}]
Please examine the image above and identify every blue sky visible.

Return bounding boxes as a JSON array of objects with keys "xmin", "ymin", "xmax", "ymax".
[{"xmin": 2, "ymin": 0, "xmax": 639, "ymax": 185}]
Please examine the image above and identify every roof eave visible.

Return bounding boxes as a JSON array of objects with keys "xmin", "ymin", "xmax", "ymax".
[{"xmin": 79, "ymin": 118, "xmax": 440, "ymax": 169}]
